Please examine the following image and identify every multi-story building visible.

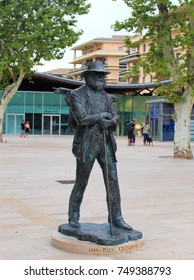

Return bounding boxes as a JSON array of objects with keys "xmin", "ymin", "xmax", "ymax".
[
  {"xmin": 119, "ymin": 35, "xmax": 153, "ymax": 85},
  {"xmin": 68, "ymin": 35, "xmax": 128, "ymax": 84},
  {"xmin": 119, "ymin": 30, "xmax": 183, "ymax": 85}
]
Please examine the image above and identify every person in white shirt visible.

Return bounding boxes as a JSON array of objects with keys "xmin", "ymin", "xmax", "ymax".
[{"xmin": 141, "ymin": 120, "xmax": 150, "ymax": 145}]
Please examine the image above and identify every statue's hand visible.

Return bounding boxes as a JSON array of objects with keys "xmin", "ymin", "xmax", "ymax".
[
  {"xmin": 99, "ymin": 112, "xmax": 112, "ymax": 120},
  {"xmin": 99, "ymin": 118, "xmax": 113, "ymax": 129}
]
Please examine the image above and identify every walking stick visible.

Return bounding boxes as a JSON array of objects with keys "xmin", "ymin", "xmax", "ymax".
[{"xmin": 103, "ymin": 129, "xmax": 113, "ymax": 237}]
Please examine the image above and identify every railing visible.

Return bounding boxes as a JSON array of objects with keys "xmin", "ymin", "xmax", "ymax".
[
  {"xmin": 119, "ymin": 69, "xmax": 139, "ymax": 78},
  {"xmin": 119, "ymin": 52, "xmax": 140, "ymax": 62},
  {"xmin": 119, "ymin": 70, "xmax": 131, "ymax": 77}
]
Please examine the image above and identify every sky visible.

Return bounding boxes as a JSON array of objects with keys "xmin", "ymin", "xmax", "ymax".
[{"xmin": 35, "ymin": 0, "xmax": 131, "ymax": 72}]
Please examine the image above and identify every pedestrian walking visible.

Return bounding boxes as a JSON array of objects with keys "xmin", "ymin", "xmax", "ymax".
[
  {"xmin": 24, "ymin": 121, "xmax": 30, "ymax": 137},
  {"xmin": 20, "ymin": 120, "xmax": 25, "ymax": 138}
]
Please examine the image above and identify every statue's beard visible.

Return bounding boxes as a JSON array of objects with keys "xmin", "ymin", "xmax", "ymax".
[
  {"xmin": 94, "ymin": 80, "xmax": 106, "ymax": 90},
  {"xmin": 86, "ymin": 76, "xmax": 106, "ymax": 91}
]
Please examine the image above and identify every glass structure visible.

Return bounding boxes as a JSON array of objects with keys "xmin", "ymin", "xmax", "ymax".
[
  {"xmin": 117, "ymin": 95, "xmax": 160, "ymax": 136},
  {"xmin": 4, "ymin": 91, "xmax": 75, "ymax": 136},
  {"xmin": 145, "ymin": 99, "xmax": 194, "ymax": 141},
  {"xmin": 4, "ymin": 90, "xmax": 194, "ymax": 141}
]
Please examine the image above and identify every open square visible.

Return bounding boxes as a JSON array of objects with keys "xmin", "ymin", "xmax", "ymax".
[{"xmin": 0, "ymin": 135, "xmax": 194, "ymax": 260}]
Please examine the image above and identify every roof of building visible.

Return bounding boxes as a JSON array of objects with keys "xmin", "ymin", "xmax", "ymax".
[
  {"xmin": 71, "ymin": 35, "xmax": 128, "ymax": 50},
  {"xmin": 19, "ymin": 72, "xmax": 171, "ymax": 96}
]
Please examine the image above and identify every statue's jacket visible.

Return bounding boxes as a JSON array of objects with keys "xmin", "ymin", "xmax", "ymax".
[{"xmin": 69, "ymin": 84, "xmax": 119, "ymax": 163}]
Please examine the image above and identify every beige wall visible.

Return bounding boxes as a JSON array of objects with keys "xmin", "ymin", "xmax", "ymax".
[{"xmin": 69, "ymin": 38, "xmax": 128, "ymax": 84}]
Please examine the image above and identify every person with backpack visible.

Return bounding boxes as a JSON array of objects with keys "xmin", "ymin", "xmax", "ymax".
[{"xmin": 126, "ymin": 118, "xmax": 136, "ymax": 146}]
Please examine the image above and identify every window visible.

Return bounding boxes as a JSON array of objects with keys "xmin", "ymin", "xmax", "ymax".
[
  {"xmin": 25, "ymin": 92, "xmax": 33, "ymax": 113},
  {"xmin": 33, "ymin": 113, "xmax": 42, "ymax": 135},
  {"xmin": 119, "ymin": 62, "xmax": 127, "ymax": 69},
  {"xmin": 143, "ymin": 44, "xmax": 146, "ymax": 52},
  {"xmin": 7, "ymin": 92, "xmax": 24, "ymax": 113},
  {"xmin": 130, "ymin": 47, "xmax": 136, "ymax": 52},
  {"xmin": 163, "ymin": 103, "xmax": 175, "ymax": 114},
  {"xmin": 43, "ymin": 93, "xmax": 60, "ymax": 114},
  {"xmin": 118, "ymin": 47, "xmax": 123, "ymax": 51},
  {"xmin": 34, "ymin": 93, "xmax": 43, "ymax": 113}
]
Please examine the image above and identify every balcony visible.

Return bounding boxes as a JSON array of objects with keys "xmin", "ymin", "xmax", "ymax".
[
  {"xmin": 119, "ymin": 52, "xmax": 140, "ymax": 63},
  {"xmin": 71, "ymin": 49, "xmax": 126, "ymax": 64},
  {"xmin": 119, "ymin": 70, "xmax": 131, "ymax": 78},
  {"xmin": 119, "ymin": 69, "xmax": 139, "ymax": 79}
]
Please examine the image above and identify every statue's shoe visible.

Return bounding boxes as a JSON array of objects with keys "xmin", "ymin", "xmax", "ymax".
[
  {"xmin": 69, "ymin": 220, "xmax": 80, "ymax": 228},
  {"xmin": 112, "ymin": 219, "xmax": 133, "ymax": 230}
]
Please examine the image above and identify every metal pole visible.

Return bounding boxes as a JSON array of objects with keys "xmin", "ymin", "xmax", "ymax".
[{"xmin": 103, "ymin": 129, "xmax": 113, "ymax": 236}]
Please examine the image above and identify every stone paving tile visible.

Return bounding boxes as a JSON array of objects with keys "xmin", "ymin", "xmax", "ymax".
[{"xmin": 0, "ymin": 135, "xmax": 194, "ymax": 260}]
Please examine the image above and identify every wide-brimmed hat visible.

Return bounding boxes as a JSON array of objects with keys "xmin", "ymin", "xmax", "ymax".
[{"xmin": 81, "ymin": 61, "xmax": 110, "ymax": 76}]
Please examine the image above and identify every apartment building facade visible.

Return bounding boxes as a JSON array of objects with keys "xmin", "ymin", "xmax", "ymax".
[
  {"xmin": 119, "ymin": 35, "xmax": 152, "ymax": 84},
  {"xmin": 68, "ymin": 35, "xmax": 128, "ymax": 84},
  {"xmin": 119, "ymin": 30, "xmax": 183, "ymax": 85}
]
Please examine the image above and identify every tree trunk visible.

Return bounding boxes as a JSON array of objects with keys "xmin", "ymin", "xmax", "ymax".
[
  {"xmin": 174, "ymin": 90, "xmax": 194, "ymax": 159},
  {"xmin": 0, "ymin": 104, "xmax": 6, "ymax": 143},
  {"xmin": 0, "ymin": 69, "xmax": 25, "ymax": 143}
]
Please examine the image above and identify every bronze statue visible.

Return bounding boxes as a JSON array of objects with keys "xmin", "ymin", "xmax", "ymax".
[{"xmin": 67, "ymin": 61, "xmax": 132, "ymax": 231}]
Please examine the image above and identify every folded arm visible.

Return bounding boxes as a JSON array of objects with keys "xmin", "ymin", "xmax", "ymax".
[{"xmin": 70, "ymin": 90, "xmax": 119, "ymax": 129}]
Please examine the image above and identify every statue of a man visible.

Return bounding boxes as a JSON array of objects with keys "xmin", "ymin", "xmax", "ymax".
[{"xmin": 68, "ymin": 61, "xmax": 132, "ymax": 231}]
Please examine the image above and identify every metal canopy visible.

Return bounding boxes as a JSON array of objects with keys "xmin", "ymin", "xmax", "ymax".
[{"xmin": 19, "ymin": 72, "xmax": 171, "ymax": 96}]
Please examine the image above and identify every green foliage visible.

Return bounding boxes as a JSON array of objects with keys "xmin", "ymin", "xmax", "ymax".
[
  {"xmin": 0, "ymin": 0, "xmax": 90, "ymax": 87},
  {"xmin": 113, "ymin": 0, "xmax": 194, "ymax": 103}
]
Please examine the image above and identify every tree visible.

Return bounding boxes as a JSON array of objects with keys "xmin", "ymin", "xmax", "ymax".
[
  {"xmin": 113, "ymin": 0, "xmax": 194, "ymax": 159},
  {"xmin": 0, "ymin": 0, "xmax": 90, "ymax": 142}
]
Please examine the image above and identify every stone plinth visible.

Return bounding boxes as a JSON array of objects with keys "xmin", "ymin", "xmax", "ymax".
[{"xmin": 51, "ymin": 223, "xmax": 144, "ymax": 255}]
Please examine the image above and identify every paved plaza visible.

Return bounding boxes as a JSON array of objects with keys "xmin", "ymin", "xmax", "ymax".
[{"xmin": 0, "ymin": 135, "xmax": 194, "ymax": 260}]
